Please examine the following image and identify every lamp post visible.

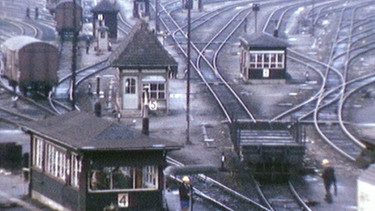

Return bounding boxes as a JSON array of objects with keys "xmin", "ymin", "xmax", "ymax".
[{"xmin": 186, "ymin": 0, "xmax": 192, "ymax": 145}]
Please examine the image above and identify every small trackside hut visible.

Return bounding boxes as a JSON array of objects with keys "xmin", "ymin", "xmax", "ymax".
[
  {"xmin": 230, "ymin": 121, "xmax": 305, "ymax": 180},
  {"xmin": 91, "ymin": 0, "xmax": 119, "ymax": 39},
  {"xmin": 20, "ymin": 111, "xmax": 181, "ymax": 211},
  {"xmin": 109, "ymin": 21, "xmax": 178, "ymax": 115},
  {"xmin": 239, "ymin": 33, "xmax": 288, "ymax": 82}
]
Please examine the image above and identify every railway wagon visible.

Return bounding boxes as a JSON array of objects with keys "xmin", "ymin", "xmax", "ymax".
[
  {"xmin": 55, "ymin": 0, "xmax": 83, "ymax": 36},
  {"xmin": 1, "ymin": 36, "xmax": 58, "ymax": 96},
  {"xmin": 230, "ymin": 121, "xmax": 305, "ymax": 179}
]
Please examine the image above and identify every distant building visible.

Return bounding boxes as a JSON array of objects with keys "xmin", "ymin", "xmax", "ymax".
[
  {"xmin": 110, "ymin": 21, "xmax": 178, "ymax": 115},
  {"xmin": 21, "ymin": 111, "xmax": 181, "ymax": 211},
  {"xmin": 182, "ymin": 0, "xmax": 203, "ymax": 10},
  {"xmin": 133, "ymin": 0, "xmax": 150, "ymax": 19},
  {"xmin": 91, "ymin": 0, "xmax": 119, "ymax": 39},
  {"xmin": 239, "ymin": 33, "xmax": 288, "ymax": 81}
]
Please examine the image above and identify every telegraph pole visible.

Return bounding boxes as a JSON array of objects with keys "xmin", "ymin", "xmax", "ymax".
[
  {"xmin": 186, "ymin": 0, "xmax": 192, "ymax": 145},
  {"xmin": 155, "ymin": 0, "xmax": 159, "ymax": 32},
  {"xmin": 252, "ymin": 3, "xmax": 260, "ymax": 33},
  {"xmin": 71, "ymin": 0, "xmax": 78, "ymax": 109}
]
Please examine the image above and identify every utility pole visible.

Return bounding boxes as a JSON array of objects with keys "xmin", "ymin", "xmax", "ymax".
[
  {"xmin": 252, "ymin": 3, "xmax": 260, "ymax": 33},
  {"xmin": 186, "ymin": 0, "xmax": 192, "ymax": 145},
  {"xmin": 155, "ymin": 0, "xmax": 159, "ymax": 32},
  {"xmin": 71, "ymin": 0, "xmax": 77, "ymax": 109}
]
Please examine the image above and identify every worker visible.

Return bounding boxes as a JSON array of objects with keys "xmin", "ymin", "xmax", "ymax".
[
  {"xmin": 179, "ymin": 176, "xmax": 193, "ymax": 211},
  {"xmin": 321, "ymin": 159, "xmax": 337, "ymax": 203}
]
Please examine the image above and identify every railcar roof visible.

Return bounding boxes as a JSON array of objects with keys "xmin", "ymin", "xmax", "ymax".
[
  {"xmin": 2, "ymin": 36, "xmax": 40, "ymax": 51},
  {"xmin": 20, "ymin": 111, "xmax": 182, "ymax": 152}
]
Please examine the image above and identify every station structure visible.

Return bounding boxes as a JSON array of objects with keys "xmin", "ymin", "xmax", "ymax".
[
  {"xmin": 20, "ymin": 111, "xmax": 181, "ymax": 210},
  {"xmin": 239, "ymin": 33, "xmax": 288, "ymax": 82},
  {"xmin": 109, "ymin": 21, "xmax": 178, "ymax": 115},
  {"xmin": 91, "ymin": 0, "xmax": 119, "ymax": 39}
]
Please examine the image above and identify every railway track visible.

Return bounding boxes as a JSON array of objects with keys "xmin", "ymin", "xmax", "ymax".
[
  {"xmin": 157, "ymin": 0, "xmax": 259, "ymax": 123},
  {"xmin": 166, "ymin": 157, "xmax": 269, "ymax": 211},
  {"xmin": 0, "ymin": 81, "xmax": 57, "ymax": 125},
  {"xmin": 255, "ymin": 179, "xmax": 311, "ymax": 211},
  {"xmin": 261, "ymin": 0, "xmax": 375, "ymax": 161}
]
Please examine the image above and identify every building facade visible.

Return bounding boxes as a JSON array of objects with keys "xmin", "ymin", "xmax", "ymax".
[
  {"xmin": 21, "ymin": 111, "xmax": 181, "ymax": 210},
  {"xmin": 239, "ymin": 33, "xmax": 288, "ymax": 81},
  {"xmin": 110, "ymin": 21, "xmax": 178, "ymax": 115}
]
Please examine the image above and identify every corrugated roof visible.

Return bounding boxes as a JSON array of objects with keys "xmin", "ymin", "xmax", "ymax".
[
  {"xmin": 240, "ymin": 33, "xmax": 288, "ymax": 48},
  {"xmin": 110, "ymin": 21, "xmax": 178, "ymax": 69},
  {"xmin": 358, "ymin": 164, "xmax": 375, "ymax": 185},
  {"xmin": 2, "ymin": 36, "xmax": 39, "ymax": 51},
  {"xmin": 91, "ymin": 0, "xmax": 119, "ymax": 13},
  {"xmin": 20, "ymin": 111, "xmax": 181, "ymax": 152}
]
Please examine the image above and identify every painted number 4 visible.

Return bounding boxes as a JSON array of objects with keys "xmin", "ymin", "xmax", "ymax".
[{"xmin": 118, "ymin": 193, "xmax": 129, "ymax": 207}]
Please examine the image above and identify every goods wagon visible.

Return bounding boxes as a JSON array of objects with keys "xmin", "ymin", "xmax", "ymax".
[
  {"xmin": 230, "ymin": 121, "xmax": 305, "ymax": 180},
  {"xmin": 1, "ymin": 36, "xmax": 58, "ymax": 96},
  {"xmin": 55, "ymin": 0, "xmax": 83, "ymax": 36}
]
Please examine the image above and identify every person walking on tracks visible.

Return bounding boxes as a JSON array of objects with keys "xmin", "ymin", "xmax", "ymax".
[
  {"xmin": 321, "ymin": 159, "xmax": 337, "ymax": 203},
  {"xmin": 179, "ymin": 176, "xmax": 193, "ymax": 211}
]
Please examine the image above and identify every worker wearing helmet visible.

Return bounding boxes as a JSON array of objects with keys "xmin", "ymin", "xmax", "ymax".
[
  {"xmin": 179, "ymin": 176, "xmax": 193, "ymax": 211},
  {"xmin": 321, "ymin": 159, "xmax": 337, "ymax": 203}
]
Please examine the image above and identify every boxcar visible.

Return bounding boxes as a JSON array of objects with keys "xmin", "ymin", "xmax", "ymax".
[
  {"xmin": 55, "ymin": 0, "xmax": 83, "ymax": 36},
  {"xmin": 1, "ymin": 36, "xmax": 58, "ymax": 96}
]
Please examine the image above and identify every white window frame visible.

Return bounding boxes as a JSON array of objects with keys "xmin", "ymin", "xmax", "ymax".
[
  {"xmin": 248, "ymin": 50, "xmax": 285, "ymax": 69},
  {"xmin": 71, "ymin": 153, "xmax": 81, "ymax": 188},
  {"xmin": 89, "ymin": 165, "xmax": 158, "ymax": 192},
  {"xmin": 32, "ymin": 137, "xmax": 44, "ymax": 169}
]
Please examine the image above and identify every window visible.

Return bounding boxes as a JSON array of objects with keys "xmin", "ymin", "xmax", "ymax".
[
  {"xmin": 125, "ymin": 78, "xmax": 136, "ymax": 94},
  {"xmin": 71, "ymin": 153, "xmax": 81, "ymax": 188},
  {"xmin": 89, "ymin": 166, "xmax": 158, "ymax": 192},
  {"xmin": 143, "ymin": 83, "xmax": 165, "ymax": 100},
  {"xmin": 31, "ymin": 136, "xmax": 81, "ymax": 187},
  {"xmin": 45, "ymin": 142, "xmax": 67, "ymax": 181},
  {"xmin": 249, "ymin": 51, "xmax": 285, "ymax": 69},
  {"xmin": 32, "ymin": 137, "xmax": 43, "ymax": 169}
]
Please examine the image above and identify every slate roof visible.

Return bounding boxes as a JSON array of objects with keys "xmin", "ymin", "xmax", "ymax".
[
  {"xmin": 240, "ymin": 33, "xmax": 288, "ymax": 49},
  {"xmin": 91, "ymin": 0, "xmax": 119, "ymax": 13},
  {"xmin": 110, "ymin": 21, "xmax": 178, "ymax": 69},
  {"xmin": 20, "ymin": 111, "xmax": 181, "ymax": 152}
]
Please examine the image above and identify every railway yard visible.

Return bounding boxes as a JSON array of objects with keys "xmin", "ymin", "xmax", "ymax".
[{"xmin": 1, "ymin": 0, "xmax": 375, "ymax": 210}]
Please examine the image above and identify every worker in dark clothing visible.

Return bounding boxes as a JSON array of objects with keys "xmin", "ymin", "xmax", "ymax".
[
  {"xmin": 321, "ymin": 159, "xmax": 337, "ymax": 203},
  {"xmin": 26, "ymin": 7, "xmax": 30, "ymax": 18},
  {"xmin": 85, "ymin": 36, "xmax": 90, "ymax": 54},
  {"xmin": 35, "ymin": 7, "xmax": 39, "ymax": 19},
  {"xmin": 179, "ymin": 176, "xmax": 193, "ymax": 211}
]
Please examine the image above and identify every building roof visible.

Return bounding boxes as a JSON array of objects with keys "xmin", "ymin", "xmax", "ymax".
[
  {"xmin": 91, "ymin": 0, "xmax": 119, "ymax": 13},
  {"xmin": 240, "ymin": 33, "xmax": 288, "ymax": 49},
  {"xmin": 110, "ymin": 21, "xmax": 178, "ymax": 69},
  {"xmin": 20, "ymin": 111, "xmax": 181, "ymax": 152}
]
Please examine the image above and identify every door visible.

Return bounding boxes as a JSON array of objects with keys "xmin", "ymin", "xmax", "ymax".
[{"xmin": 123, "ymin": 77, "xmax": 138, "ymax": 109}]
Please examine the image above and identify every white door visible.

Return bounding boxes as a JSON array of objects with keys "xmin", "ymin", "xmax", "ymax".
[{"xmin": 123, "ymin": 77, "xmax": 138, "ymax": 109}]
